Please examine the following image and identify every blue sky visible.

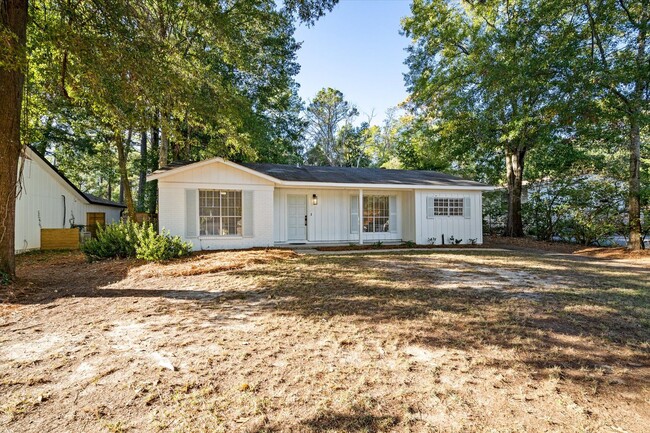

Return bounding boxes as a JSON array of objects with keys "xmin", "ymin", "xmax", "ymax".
[{"xmin": 294, "ymin": 0, "xmax": 412, "ymax": 125}]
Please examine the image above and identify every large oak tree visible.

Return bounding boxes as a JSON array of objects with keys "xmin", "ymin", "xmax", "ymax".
[
  {"xmin": 403, "ymin": 0, "xmax": 580, "ymax": 237},
  {"xmin": 0, "ymin": 0, "xmax": 338, "ymax": 279}
]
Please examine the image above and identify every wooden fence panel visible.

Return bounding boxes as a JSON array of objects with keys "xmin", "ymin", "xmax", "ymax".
[{"xmin": 41, "ymin": 228, "xmax": 80, "ymax": 250}]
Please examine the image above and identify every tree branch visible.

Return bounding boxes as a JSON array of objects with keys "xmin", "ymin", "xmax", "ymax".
[
  {"xmin": 618, "ymin": 0, "xmax": 639, "ymax": 28},
  {"xmin": 583, "ymin": 1, "xmax": 608, "ymax": 69}
]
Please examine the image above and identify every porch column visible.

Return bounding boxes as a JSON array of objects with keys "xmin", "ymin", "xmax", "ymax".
[{"xmin": 359, "ymin": 188, "xmax": 363, "ymax": 245}]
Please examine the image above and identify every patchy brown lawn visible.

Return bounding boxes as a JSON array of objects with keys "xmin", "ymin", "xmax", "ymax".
[{"xmin": 1, "ymin": 248, "xmax": 649, "ymax": 433}]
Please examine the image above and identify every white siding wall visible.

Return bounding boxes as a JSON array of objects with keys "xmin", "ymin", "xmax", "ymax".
[
  {"xmin": 157, "ymin": 161, "xmax": 274, "ymax": 251},
  {"xmin": 273, "ymin": 188, "xmax": 409, "ymax": 243},
  {"xmin": 414, "ymin": 190, "xmax": 483, "ymax": 245},
  {"xmin": 15, "ymin": 152, "xmax": 122, "ymax": 252}
]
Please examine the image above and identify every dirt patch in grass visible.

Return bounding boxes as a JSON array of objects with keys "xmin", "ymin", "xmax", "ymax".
[
  {"xmin": 574, "ymin": 246, "xmax": 650, "ymax": 260},
  {"xmin": 486, "ymin": 235, "xmax": 650, "ymax": 261},
  {"xmin": 484, "ymin": 235, "xmax": 584, "ymax": 253},
  {"xmin": 1, "ymin": 249, "xmax": 648, "ymax": 432}
]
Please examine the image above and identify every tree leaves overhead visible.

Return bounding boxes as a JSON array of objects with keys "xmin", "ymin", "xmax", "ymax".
[{"xmin": 25, "ymin": 0, "xmax": 339, "ymax": 204}]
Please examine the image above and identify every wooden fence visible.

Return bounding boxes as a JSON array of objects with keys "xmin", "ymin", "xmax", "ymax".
[{"xmin": 41, "ymin": 228, "xmax": 80, "ymax": 250}]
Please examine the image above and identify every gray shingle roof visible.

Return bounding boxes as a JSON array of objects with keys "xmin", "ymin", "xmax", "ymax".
[
  {"xmin": 150, "ymin": 159, "xmax": 489, "ymax": 188},
  {"xmin": 241, "ymin": 163, "xmax": 488, "ymax": 187},
  {"xmin": 85, "ymin": 193, "xmax": 127, "ymax": 208}
]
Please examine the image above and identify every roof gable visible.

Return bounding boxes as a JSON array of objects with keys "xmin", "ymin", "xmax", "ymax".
[{"xmin": 148, "ymin": 158, "xmax": 276, "ymax": 185}]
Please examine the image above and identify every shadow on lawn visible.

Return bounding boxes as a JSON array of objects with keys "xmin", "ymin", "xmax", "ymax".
[
  {"xmin": 6, "ymin": 249, "xmax": 650, "ymax": 389},
  {"xmin": 224, "ymin": 252, "xmax": 650, "ymax": 383},
  {"xmin": 299, "ymin": 410, "xmax": 400, "ymax": 433}
]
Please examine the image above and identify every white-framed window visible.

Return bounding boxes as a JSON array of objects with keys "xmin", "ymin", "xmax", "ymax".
[
  {"xmin": 433, "ymin": 197, "xmax": 464, "ymax": 216},
  {"xmin": 363, "ymin": 195, "xmax": 390, "ymax": 232},
  {"xmin": 199, "ymin": 190, "xmax": 242, "ymax": 236}
]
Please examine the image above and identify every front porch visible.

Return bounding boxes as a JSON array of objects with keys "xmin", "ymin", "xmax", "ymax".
[{"xmin": 272, "ymin": 187, "xmax": 416, "ymax": 245}]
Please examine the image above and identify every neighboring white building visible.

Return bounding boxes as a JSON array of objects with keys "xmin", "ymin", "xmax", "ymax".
[
  {"xmin": 15, "ymin": 146, "xmax": 125, "ymax": 252},
  {"xmin": 147, "ymin": 158, "xmax": 494, "ymax": 251}
]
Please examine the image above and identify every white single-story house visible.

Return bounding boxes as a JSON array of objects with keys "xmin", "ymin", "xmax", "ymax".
[
  {"xmin": 15, "ymin": 146, "xmax": 125, "ymax": 252},
  {"xmin": 148, "ymin": 158, "xmax": 494, "ymax": 251}
]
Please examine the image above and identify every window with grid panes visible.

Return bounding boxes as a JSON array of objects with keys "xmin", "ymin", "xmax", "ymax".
[
  {"xmin": 363, "ymin": 195, "xmax": 390, "ymax": 232},
  {"xmin": 433, "ymin": 198, "xmax": 464, "ymax": 216},
  {"xmin": 199, "ymin": 190, "xmax": 242, "ymax": 236}
]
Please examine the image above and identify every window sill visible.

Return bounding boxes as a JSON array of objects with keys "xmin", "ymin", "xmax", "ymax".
[{"xmin": 198, "ymin": 235, "xmax": 243, "ymax": 240}]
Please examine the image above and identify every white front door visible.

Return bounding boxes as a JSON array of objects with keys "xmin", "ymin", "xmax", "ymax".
[{"xmin": 287, "ymin": 194, "xmax": 307, "ymax": 241}]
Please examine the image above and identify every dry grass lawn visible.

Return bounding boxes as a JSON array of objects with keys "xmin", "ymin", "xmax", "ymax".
[{"xmin": 1, "ymin": 248, "xmax": 649, "ymax": 432}]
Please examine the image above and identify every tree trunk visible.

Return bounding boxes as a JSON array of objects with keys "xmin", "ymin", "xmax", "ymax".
[
  {"xmin": 147, "ymin": 121, "xmax": 160, "ymax": 215},
  {"xmin": 115, "ymin": 131, "xmax": 135, "ymax": 219},
  {"xmin": 0, "ymin": 0, "xmax": 28, "ymax": 279},
  {"xmin": 504, "ymin": 147, "xmax": 526, "ymax": 237},
  {"xmin": 627, "ymin": 9, "xmax": 647, "ymax": 250},
  {"xmin": 137, "ymin": 130, "xmax": 147, "ymax": 211},
  {"xmin": 118, "ymin": 130, "xmax": 131, "ymax": 206},
  {"xmin": 627, "ymin": 115, "xmax": 643, "ymax": 250},
  {"xmin": 160, "ymin": 114, "xmax": 169, "ymax": 167}
]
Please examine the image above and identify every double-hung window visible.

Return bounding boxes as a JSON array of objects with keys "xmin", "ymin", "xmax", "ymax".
[
  {"xmin": 199, "ymin": 190, "xmax": 242, "ymax": 236},
  {"xmin": 433, "ymin": 198, "xmax": 464, "ymax": 217},
  {"xmin": 363, "ymin": 195, "xmax": 390, "ymax": 232}
]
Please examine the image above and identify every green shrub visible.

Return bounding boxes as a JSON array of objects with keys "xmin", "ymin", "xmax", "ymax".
[
  {"xmin": 81, "ymin": 220, "xmax": 139, "ymax": 261},
  {"xmin": 81, "ymin": 221, "xmax": 192, "ymax": 262},
  {"xmin": 135, "ymin": 224, "xmax": 193, "ymax": 261}
]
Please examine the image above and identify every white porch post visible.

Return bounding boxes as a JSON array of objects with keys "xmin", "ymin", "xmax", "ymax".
[{"xmin": 359, "ymin": 188, "xmax": 363, "ymax": 245}]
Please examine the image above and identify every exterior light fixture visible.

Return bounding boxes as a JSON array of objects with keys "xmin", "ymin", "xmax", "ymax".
[{"xmin": 312, "ymin": 194, "xmax": 318, "ymax": 205}]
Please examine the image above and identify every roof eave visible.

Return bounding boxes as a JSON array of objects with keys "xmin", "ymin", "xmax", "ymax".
[{"xmin": 276, "ymin": 182, "xmax": 494, "ymax": 190}]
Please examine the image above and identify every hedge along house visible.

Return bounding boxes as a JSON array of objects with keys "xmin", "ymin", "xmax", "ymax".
[
  {"xmin": 148, "ymin": 158, "xmax": 494, "ymax": 250},
  {"xmin": 15, "ymin": 146, "xmax": 125, "ymax": 252}
]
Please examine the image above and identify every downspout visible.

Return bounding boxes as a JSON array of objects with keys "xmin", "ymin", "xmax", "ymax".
[{"xmin": 61, "ymin": 195, "xmax": 66, "ymax": 228}]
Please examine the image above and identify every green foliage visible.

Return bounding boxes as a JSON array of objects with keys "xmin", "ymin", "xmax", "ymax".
[
  {"xmin": 523, "ymin": 176, "xmax": 626, "ymax": 246},
  {"xmin": 135, "ymin": 224, "xmax": 193, "ymax": 261},
  {"xmin": 482, "ymin": 190, "xmax": 508, "ymax": 235},
  {"xmin": 24, "ymin": 0, "xmax": 338, "ymax": 206},
  {"xmin": 81, "ymin": 220, "xmax": 139, "ymax": 261},
  {"xmin": 403, "ymin": 241, "xmax": 416, "ymax": 248},
  {"xmin": 403, "ymin": 0, "xmax": 648, "ymax": 244},
  {"xmin": 304, "ymin": 87, "xmax": 359, "ymax": 166},
  {"xmin": 81, "ymin": 221, "xmax": 191, "ymax": 262}
]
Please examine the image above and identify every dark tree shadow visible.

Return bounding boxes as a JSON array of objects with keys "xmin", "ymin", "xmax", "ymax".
[
  {"xmin": 5, "ymin": 249, "xmax": 650, "ymax": 391},
  {"xmin": 301, "ymin": 409, "xmax": 399, "ymax": 433}
]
